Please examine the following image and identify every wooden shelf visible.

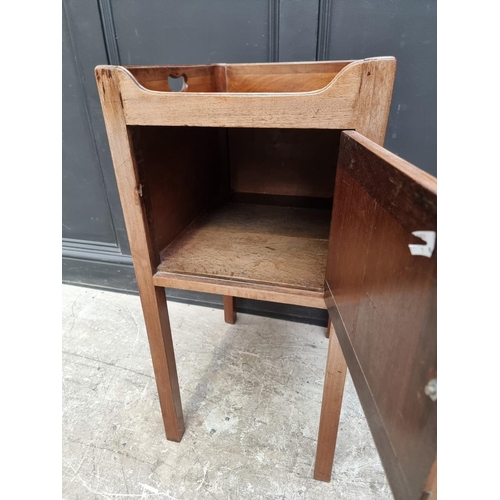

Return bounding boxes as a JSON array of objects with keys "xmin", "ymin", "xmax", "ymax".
[{"xmin": 153, "ymin": 203, "xmax": 331, "ymax": 308}]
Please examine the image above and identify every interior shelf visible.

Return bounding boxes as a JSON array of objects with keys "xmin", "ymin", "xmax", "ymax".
[{"xmin": 154, "ymin": 203, "xmax": 331, "ymax": 298}]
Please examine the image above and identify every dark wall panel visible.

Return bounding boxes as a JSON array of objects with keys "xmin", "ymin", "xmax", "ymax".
[
  {"xmin": 62, "ymin": 9, "xmax": 115, "ymax": 243},
  {"xmin": 63, "ymin": 0, "xmax": 130, "ymax": 253},
  {"xmin": 324, "ymin": 0, "xmax": 437, "ymax": 175},
  {"xmin": 112, "ymin": 0, "xmax": 272, "ymax": 65},
  {"xmin": 279, "ymin": 0, "xmax": 319, "ymax": 62}
]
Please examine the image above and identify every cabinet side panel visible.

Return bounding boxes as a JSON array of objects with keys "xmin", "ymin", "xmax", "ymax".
[{"xmin": 129, "ymin": 126, "xmax": 223, "ymax": 261}]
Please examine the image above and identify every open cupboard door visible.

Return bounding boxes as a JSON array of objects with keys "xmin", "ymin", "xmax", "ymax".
[{"xmin": 324, "ymin": 131, "xmax": 437, "ymax": 499}]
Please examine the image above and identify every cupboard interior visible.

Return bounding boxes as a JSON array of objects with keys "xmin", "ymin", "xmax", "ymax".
[{"xmin": 129, "ymin": 126, "xmax": 341, "ymax": 295}]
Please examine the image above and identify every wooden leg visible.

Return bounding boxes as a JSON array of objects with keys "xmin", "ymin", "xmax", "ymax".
[
  {"xmin": 326, "ymin": 317, "xmax": 331, "ymax": 338},
  {"xmin": 314, "ymin": 324, "xmax": 347, "ymax": 482},
  {"xmin": 223, "ymin": 295, "xmax": 237, "ymax": 324},
  {"xmin": 422, "ymin": 459, "xmax": 437, "ymax": 499},
  {"xmin": 96, "ymin": 69, "xmax": 184, "ymax": 443},
  {"xmin": 140, "ymin": 286, "xmax": 184, "ymax": 442}
]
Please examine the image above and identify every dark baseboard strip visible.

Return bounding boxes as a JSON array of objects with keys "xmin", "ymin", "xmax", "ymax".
[{"xmin": 63, "ymin": 257, "xmax": 137, "ymax": 292}]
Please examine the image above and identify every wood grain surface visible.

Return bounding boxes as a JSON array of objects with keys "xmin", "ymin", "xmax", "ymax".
[
  {"xmin": 154, "ymin": 272, "xmax": 327, "ymax": 309},
  {"xmin": 325, "ymin": 131, "xmax": 437, "ymax": 499},
  {"xmin": 126, "ymin": 65, "xmax": 220, "ymax": 92},
  {"xmin": 313, "ymin": 324, "xmax": 347, "ymax": 482},
  {"xmin": 223, "ymin": 296, "xmax": 237, "ymax": 324},
  {"xmin": 355, "ymin": 58, "xmax": 397, "ymax": 145},
  {"xmin": 228, "ymin": 129, "xmax": 340, "ymax": 198},
  {"xmin": 125, "ymin": 61, "xmax": 352, "ymax": 93},
  {"xmin": 128, "ymin": 125, "xmax": 222, "ymax": 259},
  {"xmin": 96, "ymin": 60, "xmax": 368, "ymax": 128},
  {"xmin": 95, "ymin": 67, "xmax": 185, "ymax": 442},
  {"xmin": 157, "ymin": 203, "xmax": 331, "ymax": 292},
  {"xmin": 225, "ymin": 61, "xmax": 351, "ymax": 93}
]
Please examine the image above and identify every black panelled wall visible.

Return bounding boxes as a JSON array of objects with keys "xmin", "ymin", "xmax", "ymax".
[{"xmin": 62, "ymin": 0, "xmax": 436, "ymax": 325}]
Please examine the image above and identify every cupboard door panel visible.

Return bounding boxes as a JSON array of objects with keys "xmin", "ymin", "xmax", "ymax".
[{"xmin": 326, "ymin": 131, "xmax": 436, "ymax": 500}]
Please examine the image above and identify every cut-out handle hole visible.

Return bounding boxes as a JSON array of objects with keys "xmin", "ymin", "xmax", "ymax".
[{"xmin": 168, "ymin": 75, "xmax": 186, "ymax": 92}]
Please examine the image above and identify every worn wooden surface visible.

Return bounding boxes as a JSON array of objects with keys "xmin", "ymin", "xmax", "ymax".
[
  {"xmin": 125, "ymin": 61, "xmax": 351, "ymax": 94},
  {"xmin": 325, "ymin": 317, "xmax": 331, "ymax": 339},
  {"xmin": 97, "ymin": 60, "xmax": 370, "ymax": 128},
  {"xmin": 229, "ymin": 129, "xmax": 340, "ymax": 198},
  {"xmin": 325, "ymin": 131, "xmax": 437, "ymax": 499},
  {"xmin": 355, "ymin": 58, "xmax": 397, "ymax": 145},
  {"xmin": 422, "ymin": 459, "xmax": 437, "ymax": 499},
  {"xmin": 157, "ymin": 203, "xmax": 331, "ymax": 293},
  {"xmin": 129, "ymin": 126, "xmax": 222, "ymax": 259},
  {"xmin": 314, "ymin": 326, "xmax": 347, "ymax": 482},
  {"xmin": 126, "ymin": 65, "xmax": 219, "ymax": 92},
  {"xmin": 223, "ymin": 296, "xmax": 237, "ymax": 324},
  {"xmin": 95, "ymin": 67, "xmax": 185, "ymax": 442},
  {"xmin": 335, "ymin": 131, "xmax": 437, "ymax": 230},
  {"xmin": 225, "ymin": 61, "xmax": 350, "ymax": 92},
  {"xmin": 96, "ymin": 58, "xmax": 397, "ymax": 129},
  {"xmin": 154, "ymin": 273, "xmax": 327, "ymax": 309}
]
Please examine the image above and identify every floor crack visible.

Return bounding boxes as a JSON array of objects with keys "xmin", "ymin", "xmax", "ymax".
[{"xmin": 62, "ymin": 350, "xmax": 154, "ymax": 380}]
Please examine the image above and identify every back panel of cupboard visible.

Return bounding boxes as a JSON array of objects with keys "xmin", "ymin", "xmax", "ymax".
[{"xmin": 229, "ymin": 129, "xmax": 340, "ymax": 200}]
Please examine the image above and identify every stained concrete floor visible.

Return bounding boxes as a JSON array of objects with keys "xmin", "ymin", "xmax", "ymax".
[{"xmin": 62, "ymin": 284, "xmax": 392, "ymax": 499}]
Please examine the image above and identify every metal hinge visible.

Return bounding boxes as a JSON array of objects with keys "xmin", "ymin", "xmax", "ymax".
[
  {"xmin": 136, "ymin": 184, "xmax": 144, "ymax": 197},
  {"xmin": 409, "ymin": 231, "xmax": 436, "ymax": 258}
]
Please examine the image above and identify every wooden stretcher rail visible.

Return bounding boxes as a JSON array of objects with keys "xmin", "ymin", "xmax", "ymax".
[{"xmin": 153, "ymin": 272, "xmax": 327, "ymax": 309}]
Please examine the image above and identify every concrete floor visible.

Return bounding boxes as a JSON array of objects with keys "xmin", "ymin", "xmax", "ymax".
[{"xmin": 62, "ymin": 284, "xmax": 392, "ymax": 499}]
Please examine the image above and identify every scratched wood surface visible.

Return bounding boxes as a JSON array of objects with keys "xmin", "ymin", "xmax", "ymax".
[
  {"xmin": 325, "ymin": 131, "xmax": 437, "ymax": 499},
  {"xmin": 157, "ymin": 203, "xmax": 331, "ymax": 293},
  {"xmin": 97, "ymin": 60, "xmax": 367, "ymax": 128},
  {"xmin": 354, "ymin": 58, "xmax": 396, "ymax": 145},
  {"xmin": 96, "ymin": 58, "xmax": 396, "ymax": 129}
]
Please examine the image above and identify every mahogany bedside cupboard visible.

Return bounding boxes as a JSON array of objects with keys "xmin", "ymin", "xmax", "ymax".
[{"xmin": 96, "ymin": 57, "xmax": 436, "ymax": 500}]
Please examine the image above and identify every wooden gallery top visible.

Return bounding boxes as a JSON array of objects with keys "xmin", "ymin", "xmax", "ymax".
[{"xmin": 95, "ymin": 57, "xmax": 396, "ymax": 310}]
